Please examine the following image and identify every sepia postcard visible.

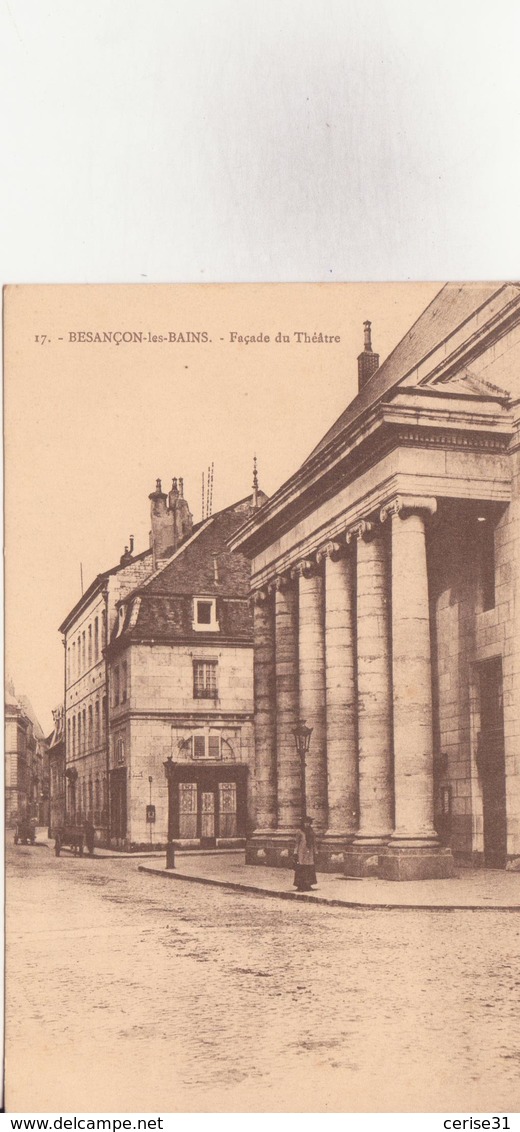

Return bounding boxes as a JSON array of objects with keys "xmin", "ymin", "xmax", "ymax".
[{"xmin": 4, "ymin": 281, "xmax": 520, "ymax": 1116}]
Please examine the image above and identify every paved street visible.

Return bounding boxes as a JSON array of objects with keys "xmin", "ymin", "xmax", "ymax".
[{"xmin": 6, "ymin": 841, "xmax": 520, "ymax": 1114}]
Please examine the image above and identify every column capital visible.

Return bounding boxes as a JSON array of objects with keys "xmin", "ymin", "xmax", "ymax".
[
  {"xmin": 250, "ymin": 586, "xmax": 270, "ymax": 607},
  {"xmin": 346, "ymin": 519, "xmax": 376, "ymax": 544},
  {"xmin": 268, "ymin": 572, "xmax": 292, "ymax": 594},
  {"xmin": 316, "ymin": 540, "xmax": 345, "ymax": 563},
  {"xmin": 291, "ymin": 558, "xmax": 320, "ymax": 580},
  {"xmin": 379, "ymin": 495, "xmax": 437, "ymax": 523}
]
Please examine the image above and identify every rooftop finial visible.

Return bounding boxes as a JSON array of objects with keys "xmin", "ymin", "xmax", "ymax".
[
  {"xmin": 363, "ymin": 320, "xmax": 372, "ymax": 351},
  {"xmin": 252, "ymin": 454, "xmax": 259, "ymax": 508}
]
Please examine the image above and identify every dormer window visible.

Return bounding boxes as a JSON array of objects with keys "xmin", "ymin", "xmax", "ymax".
[{"xmin": 192, "ymin": 597, "xmax": 219, "ymax": 632}]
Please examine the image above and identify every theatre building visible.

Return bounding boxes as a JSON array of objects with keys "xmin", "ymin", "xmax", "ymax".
[{"xmin": 230, "ymin": 283, "xmax": 520, "ymax": 879}]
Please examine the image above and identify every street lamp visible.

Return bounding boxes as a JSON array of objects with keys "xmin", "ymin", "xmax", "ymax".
[
  {"xmin": 163, "ymin": 752, "xmax": 176, "ymax": 869},
  {"xmin": 293, "ymin": 719, "xmax": 313, "ymax": 822},
  {"xmin": 65, "ymin": 766, "xmax": 78, "ymax": 823}
]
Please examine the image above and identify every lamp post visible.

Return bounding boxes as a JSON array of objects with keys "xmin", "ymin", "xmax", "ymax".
[
  {"xmin": 163, "ymin": 753, "xmax": 176, "ymax": 869},
  {"xmin": 293, "ymin": 720, "xmax": 313, "ymax": 823}
]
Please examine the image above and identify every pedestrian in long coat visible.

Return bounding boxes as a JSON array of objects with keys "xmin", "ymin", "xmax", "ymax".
[{"xmin": 293, "ymin": 816, "xmax": 317, "ymax": 892}]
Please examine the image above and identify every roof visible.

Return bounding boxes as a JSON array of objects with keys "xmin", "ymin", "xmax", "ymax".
[
  {"xmin": 305, "ymin": 282, "xmax": 519, "ymax": 464},
  {"xmin": 58, "ymin": 546, "xmax": 152, "ymax": 633},
  {"xmin": 110, "ymin": 500, "xmax": 257, "ymax": 646}
]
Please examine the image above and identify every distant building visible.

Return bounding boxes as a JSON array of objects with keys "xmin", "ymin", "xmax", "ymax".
[
  {"xmin": 232, "ymin": 284, "xmax": 520, "ymax": 878},
  {"xmin": 59, "ymin": 472, "xmax": 265, "ymax": 848},
  {"xmin": 5, "ymin": 682, "xmax": 48, "ymax": 825}
]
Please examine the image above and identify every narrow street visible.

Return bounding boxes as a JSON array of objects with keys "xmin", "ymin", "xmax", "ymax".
[{"xmin": 6, "ymin": 841, "xmax": 520, "ymax": 1114}]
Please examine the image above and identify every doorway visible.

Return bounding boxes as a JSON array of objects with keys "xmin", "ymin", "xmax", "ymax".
[
  {"xmin": 110, "ymin": 767, "xmax": 127, "ymax": 841},
  {"xmin": 477, "ymin": 658, "xmax": 507, "ymax": 867},
  {"xmin": 174, "ymin": 769, "xmax": 245, "ymax": 846}
]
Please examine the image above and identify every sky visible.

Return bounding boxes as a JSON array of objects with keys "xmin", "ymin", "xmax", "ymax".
[{"xmin": 5, "ymin": 282, "xmax": 440, "ymax": 731}]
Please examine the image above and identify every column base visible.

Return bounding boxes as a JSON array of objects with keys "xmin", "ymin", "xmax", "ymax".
[
  {"xmin": 343, "ymin": 844, "xmax": 385, "ymax": 878},
  {"xmin": 246, "ymin": 829, "xmax": 299, "ymax": 868},
  {"xmin": 378, "ymin": 845, "xmax": 455, "ymax": 881},
  {"xmin": 317, "ymin": 831, "xmax": 356, "ymax": 873}
]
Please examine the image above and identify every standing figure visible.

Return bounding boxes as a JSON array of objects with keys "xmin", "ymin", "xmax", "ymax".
[
  {"xmin": 84, "ymin": 819, "xmax": 95, "ymax": 856},
  {"xmin": 293, "ymin": 816, "xmax": 317, "ymax": 892}
]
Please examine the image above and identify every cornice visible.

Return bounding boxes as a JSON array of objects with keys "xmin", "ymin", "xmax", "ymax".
[{"xmin": 230, "ymin": 410, "xmax": 512, "ymax": 560}]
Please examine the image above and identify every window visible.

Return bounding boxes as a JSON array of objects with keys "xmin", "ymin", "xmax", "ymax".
[
  {"xmin": 193, "ymin": 660, "xmax": 217, "ymax": 698},
  {"xmin": 190, "ymin": 732, "xmax": 221, "ymax": 759},
  {"xmin": 88, "ymin": 624, "xmax": 92, "ymax": 667},
  {"xmin": 121, "ymin": 660, "xmax": 127, "ymax": 703},
  {"xmin": 116, "ymin": 736, "xmax": 125, "ymax": 765},
  {"xmin": 193, "ymin": 735, "xmax": 206, "ymax": 759},
  {"xmin": 72, "ymin": 715, "xmax": 76, "ymax": 756},
  {"xmin": 88, "ymin": 705, "xmax": 93, "ymax": 748},
  {"xmin": 197, "ymin": 602, "xmax": 212, "ymax": 624},
  {"xmin": 179, "ymin": 783, "xmax": 197, "ymax": 838},
  {"xmin": 219, "ymin": 781, "xmax": 237, "ymax": 837},
  {"xmin": 94, "ymin": 700, "xmax": 100, "ymax": 746},
  {"xmin": 113, "ymin": 666, "xmax": 120, "ymax": 706},
  {"xmin": 94, "ymin": 617, "xmax": 99, "ymax": 660},
  {"xmin": 208, "ymin": 734, "xmax": 220, "ymax": 759},
  {"xmin": 192, "ymin": 597, "xmax": 219, "ymax": 632}
]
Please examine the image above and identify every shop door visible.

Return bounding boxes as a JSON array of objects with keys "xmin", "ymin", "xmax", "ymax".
[
  {"xmin": 201, "ymin": 791, "xmax": 216, "ymax": 847},
  {"xmin": 478, "ymin": 659, "xmax": 507, "ymax": 867},
  {"xmin": 176, "ymin": 778, "xmax": 240, "ymax": 845}
]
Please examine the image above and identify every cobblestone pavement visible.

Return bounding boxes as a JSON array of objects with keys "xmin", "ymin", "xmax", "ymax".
[{"xmin": 6, "ymin": 842, "xmax": 520, "ymax": 1114}]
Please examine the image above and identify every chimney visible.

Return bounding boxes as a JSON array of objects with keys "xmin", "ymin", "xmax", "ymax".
[
  {"xmin": 357, "ymin": 320, "xmax": 379, "ymax": 391},
  {"xmin": 169, "ymin": 476, "xmax": 193, "ymax": 549},
  {"xmin": 149, "ymin": 478, "xmax": 175, "ymax": 570},
  {"xmin": 120, "ymin": 534, "xmax": 135, "ymax": 566}
]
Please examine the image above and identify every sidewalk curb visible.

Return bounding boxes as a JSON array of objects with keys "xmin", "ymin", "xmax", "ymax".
[{"xmin": 137, "ymin": 865, "xmax": 520, "ymax": 912}]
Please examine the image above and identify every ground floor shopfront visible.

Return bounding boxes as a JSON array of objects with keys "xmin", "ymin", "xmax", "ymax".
[{"xmin": 164, "ymin": 761, "xmax": 249, "ymax": 847}]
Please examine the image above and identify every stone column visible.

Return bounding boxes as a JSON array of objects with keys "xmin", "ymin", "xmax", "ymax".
[
  {"xmin": 273, "ymin": 574, "xmax": 301, "ymax": 843},
  {"xmin": 344, "ymin": 519, "xmax": 393, "ymax": 877},
  {"xmin": 379, "ymin": 495, "xmax": 454, "ymax": 880},
  {"xmin": 293, "ymin": 559, "xmax": 327, "ymax": 831},
  {"xmin": 317, "ymin": 540, "xmax": 358, "ymax": 869},
  {"xmin": 248, "ymin": 589, "xmax": 277, "ymax": 849}
]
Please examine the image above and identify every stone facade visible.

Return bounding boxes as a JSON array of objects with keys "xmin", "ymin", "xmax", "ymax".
[
  {"xmin": 106, "ymin": 493, "xmax": 263, "ymax": 850},
  {"xmin": 230, "ymin": 285, "xmax": 520, "ymax": 878},
  {"xmin": 59, "ymin": 541, "xmax": 154, "ymax": 843},
  {"xmin": 57, "ymin": 474, "xmax": 264, "ymax": 850}
]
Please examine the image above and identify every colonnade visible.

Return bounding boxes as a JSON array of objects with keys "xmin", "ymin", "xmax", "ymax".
[{"xmin": 249, "ymin": 495, "xmax": 454, "ymax": 880}]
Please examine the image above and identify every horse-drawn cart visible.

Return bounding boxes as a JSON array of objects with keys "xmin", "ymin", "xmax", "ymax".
[
  {"xmin": 54, "ymin": 825, "xmax": 85, "ymax": 857},
  {"xmin": 14, "ymin": 817, "xmax": 36, "ymax": 845}
]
